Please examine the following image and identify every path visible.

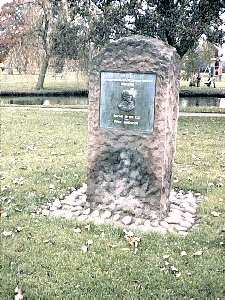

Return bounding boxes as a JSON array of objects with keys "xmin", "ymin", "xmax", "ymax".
[
  {"xmin": 1, "ymin": 106, "xmax": 225, "ymax": 117},
  {"xmin": 0, "ymin": 106, "xmax": 87, "ymax": 112},
  {"xmin": 179, "ymin": 112, "xmax": 225, "ymax": 117}
]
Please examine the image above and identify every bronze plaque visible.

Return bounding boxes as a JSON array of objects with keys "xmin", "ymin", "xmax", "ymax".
[{"xmin": 100, "ymin": 72, "xmax": 156, "ymax": 132}]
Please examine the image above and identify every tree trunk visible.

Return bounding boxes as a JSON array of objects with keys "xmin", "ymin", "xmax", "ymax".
[{"xmin": 36, "ymin": 55, "xmax": 49, "ymax": 90}]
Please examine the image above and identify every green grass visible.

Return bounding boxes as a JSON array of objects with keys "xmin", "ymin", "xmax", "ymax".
[
  {"xmin": 180, "ymin": 106, "xmax": 225, "ymax": 113},
  {"xmin": 1, "ymin": 108, "xmax": 225, "ymax": 299},
  {"xmin": 0, "ymin": 72, "xmax": 88, "ymax": 91},
  {"xmin": 2, "ymin": 72, "xmax": 225, "ymax": 92}
]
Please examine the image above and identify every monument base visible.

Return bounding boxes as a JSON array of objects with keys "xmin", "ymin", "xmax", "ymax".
[{"xmin": 41, "ymin": 184, "xmax": 203, "ymax": 235}]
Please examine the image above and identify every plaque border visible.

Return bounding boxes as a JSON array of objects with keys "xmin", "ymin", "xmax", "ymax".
[{"xmin": 99, "ymin": 70, "xmax": 157, "ymax": 134}]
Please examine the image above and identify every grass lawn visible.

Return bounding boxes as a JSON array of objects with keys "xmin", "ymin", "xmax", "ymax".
[
  {"xmin": 1, "ymin": 71, "xmax": 225, "ymax": 92},
  {"xmin": 180, "ymin": 106, "xmax": 225, "ymax": 114},
  {"xmin": 1, "ymin": 108, "xmax": 225, "ymax": 299},
  {"xmin": 0, "ymin": 72, "xmax": 88, "ymax": 92}
]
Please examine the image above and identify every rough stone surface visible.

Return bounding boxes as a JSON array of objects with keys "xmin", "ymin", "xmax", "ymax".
[
  {"xmin": 87, "ymin": 35, "xmax": 180, "ymax": 218},
  {"xmin": 38, "ymin": 184, "xmax": 204, "ymax": 235}
]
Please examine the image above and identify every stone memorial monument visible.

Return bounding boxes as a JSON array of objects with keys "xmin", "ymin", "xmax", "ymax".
[{"xmin": 87, "ymin": 35, "xmax": 180, "ymax": 222}]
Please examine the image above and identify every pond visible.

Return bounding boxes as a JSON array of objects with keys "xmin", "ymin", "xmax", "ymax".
[
  {"xmin": 0, "ymin": 96, "xmax": 88, "ymax": 106},
  {"xmin": 1, "ymin": 96, "xmax": 225, "ymax": 108},
  {"xmin": 179, "ymin": 97, "xmax": 225, "ymax": 109}
]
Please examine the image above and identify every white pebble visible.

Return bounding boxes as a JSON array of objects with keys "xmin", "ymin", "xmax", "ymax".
[
  {"xmin": 102, "ymin": 210, "xmax": 112, "ymax": 219},
  {"xmin": 143, "ymin": 220, "xmax": 152, "ymax": 227},
  {"xmin": 113, "ymin": 214, "xmax": 121, "ymax": 222},
  {"xmin": 121, "ymin": 216, "xmax": 133, "ymax": 225},
  {"xmin": 42, "ymin": 209, "xmax": 50, "ymax": 216},
  {"xmin": 90, "ymin": 210, "xmax": 100, "ymax": 218},
  {"xmin": 83, "ymin": 208, "xmax": 91, "ymax": 215},
  {"xmin": 77, "ymin": 215, "xmax": 88, "ymax": 222},
  {"xmin": 160, "ymin": 221, "xmax": 169, "ymax": 229}
]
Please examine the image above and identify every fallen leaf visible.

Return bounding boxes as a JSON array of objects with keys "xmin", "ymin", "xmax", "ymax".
[
  {"xmin": 124, "ymin": 230, "xmax": 141, "ymax": 253},
  {"xmin": 170, "ymin": 265, "xmax": 178, "ymax": 273},
  {"xmin": 109, "ymin": 244, "xmax": 118, "ymax": 248},
  {"xmin": 163, "ymin": 255, "xmax": 170, "ymax": 260},
  {"xmin": 81, "ymin": 245, "xmax": 88, "ymax": 253},
  {"xmin": 180, "ymin": 251, "xmax": 187, "ymax": 257},
  {"xmin": 84, "ymin": 224, "xmax": 91, "ymax": 231},
  {"xmin": 19, "ymin": 166, "xmax": 27, "ymax": 170},
  {"xmin": 13, "ymin": 177, "xmax": 24, "ymax": 186},
  {"xmin": 43, "ymin": 239, "xmax": 55, "ymax": 245},
  {"xmin": 211, "ymin": 211, "xmax": 221, "ymax": 217},
  {"xmin": 1, "ymin": 211, "xmax": 8, "ymax": 218},
  {"xmin": 26, "ymin": 144, "xmax": 37, "ymax": 151},
  {"xmin": 193, "ymin": 250, "xmax": 203, "ymax": 256},
  {"xmin": 73, "ymin": 228, "xmax": 81, "ymax": 234},
  {"xmin": 15, "ymin": 286, "xmax": 24, "ymax": 300},
  {"xmin": 2, "ymin": 231, "xmax": 13, "ymax": 237},
  {"xmin": 1, "ymin": 185, "xmax": 12, "ymax": 193},
  {"xmin": 15, "ymin": 226, "xmax": 23, "ymax": 233},
  {"xmin": 81, "ymin": 240, "xmax": 94, "ymax": 253}
]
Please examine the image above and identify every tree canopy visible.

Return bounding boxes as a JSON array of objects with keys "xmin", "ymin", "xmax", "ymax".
[
  {"xmin": 68, "ymin": 0, "xmax": 225, "ymax": 57},
  {"xmin": 1, "ymin": 0, "xmax": 225, "ymax": 60},
  {"xmin": 0, "ymin": 0, "xmax": 32, "ymax": 60},
  {"xmin": 181, "ymin": 40, "xmax": 216, "ymax": 79},
  {"xmin": 1, "ymin": 0, "xmax": 225, "ymax": 88}
]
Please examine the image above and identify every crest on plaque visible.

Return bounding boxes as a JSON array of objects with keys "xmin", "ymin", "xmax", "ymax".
[{"xmin": 118, "ymin": 89, "xmax": 136, "ymax": 112}]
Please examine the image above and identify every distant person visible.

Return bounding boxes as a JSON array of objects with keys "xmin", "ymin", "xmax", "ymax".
[
  {"xmin": 0, "ymin": 63, "xmax": 5, "ymax": 72},
  {"xmin": 204, "ymin": 76, "xmax": 216, "ymax": 88},
  {"xmin": 189, "ymin": 74, "xmax": 196, "ymax": 87},
  {"xmin": 204, "ymin": 75, "xmax": 212, "ymax": 87},
  {"xmin": 218, "ymin": 66, "xmax": 222, "ymax": 81},
  {"xmin": 210, "ymin": 66, "xmax": 214, "ymax": 77},
  {"xmin": 196, "ymin": 72, "xmax": 201, "ymax": 87},
  {"xmin": 212, "ymin": 76, "xmax": 216, "ymax": 88}
]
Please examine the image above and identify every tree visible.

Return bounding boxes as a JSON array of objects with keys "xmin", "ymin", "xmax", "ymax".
[
  {"xmin": 181, "ymin": 40, "xmax": 218, "ymax": 80},
  {"xmin": 68, "ymin": 0, "xmax": 225, "ymax": 58},
  {"xmin": 2, "ymin": 0, "xmax": 225, "ymax": 88},
  {"xmin": 0, "ymin": 0, "xmax": 33, "ymax": 62},
  {"xmin": 27, "ymin": 0, "xmax": 91, "ymax": 89},
  {"xmin": 1, "ymin": 0, "xmax": 88, "ymax": 88}
]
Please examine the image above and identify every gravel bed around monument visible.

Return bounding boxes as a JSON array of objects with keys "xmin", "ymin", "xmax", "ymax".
[{"xmin": 37, "ymin": 184, "xmax": 203, "ymax": 235}]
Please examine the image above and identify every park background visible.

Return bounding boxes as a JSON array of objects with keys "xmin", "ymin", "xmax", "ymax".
[{"xmin": 1, "ymin": 1, "xmax": 225, "ymax": 299}]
